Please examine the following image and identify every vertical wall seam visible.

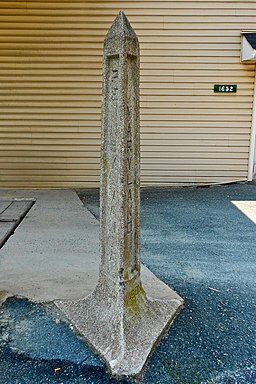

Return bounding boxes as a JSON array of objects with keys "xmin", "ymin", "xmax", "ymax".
[{"xmin": 247, "ymin": 64, "xmax": 256, "ymax": 181}]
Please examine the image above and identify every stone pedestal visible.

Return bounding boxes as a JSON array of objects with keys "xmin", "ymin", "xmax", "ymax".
[
  {"xmin": 57, "ymin": 277, "xmax": 182, "ymax": 377},
  {"xmin": 56, "ymin": 11, "xmax": 183, "ymax": 379}
]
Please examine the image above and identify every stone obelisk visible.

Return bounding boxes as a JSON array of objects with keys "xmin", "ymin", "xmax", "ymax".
[
  {"xmin": 56, "ymin": 12, "xmax": 183, "ymax": 378},
  {"xmin": 100, "ymin": 9, "xmax": 143, "ymax": 318}
]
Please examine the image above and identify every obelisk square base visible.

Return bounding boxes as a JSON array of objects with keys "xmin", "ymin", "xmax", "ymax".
[{"xmin": 56, "ymin": 274, "xmax": 184, "ymax": 379}]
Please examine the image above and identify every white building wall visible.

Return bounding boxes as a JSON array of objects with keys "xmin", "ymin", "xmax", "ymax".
[{"xmin": 0, "ymin": 0, "xmax": 255, "ymax": 187}]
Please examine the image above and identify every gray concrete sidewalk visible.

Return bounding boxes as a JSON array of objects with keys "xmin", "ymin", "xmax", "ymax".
[
  {"xmin": 0, "ymin": 189, "xmax": 179, "ymax": 304},
  {"xmin": 0, "ymin": 189, "xmax": 99, "ymax": 302}
]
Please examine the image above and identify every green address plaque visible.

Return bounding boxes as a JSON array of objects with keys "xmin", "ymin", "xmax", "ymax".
[{"xmin": 214, "ymin": 84, "xmax": 237, "ymax": 93}]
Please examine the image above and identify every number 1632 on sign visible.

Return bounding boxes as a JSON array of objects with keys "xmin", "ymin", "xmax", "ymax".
[{"xmin": 214, "ymin": 84, "xmax": 237, "ymax": 93}]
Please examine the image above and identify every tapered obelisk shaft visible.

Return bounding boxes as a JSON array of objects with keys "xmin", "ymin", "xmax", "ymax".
[{"xmin": 100, "ymin": 11, "xmax": 141, "ymax": 300}]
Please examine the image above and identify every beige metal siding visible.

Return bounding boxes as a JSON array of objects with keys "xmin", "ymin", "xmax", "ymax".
[{"xmin": 0, "ymin": 0, "xmax": 255, "ymax": 188}]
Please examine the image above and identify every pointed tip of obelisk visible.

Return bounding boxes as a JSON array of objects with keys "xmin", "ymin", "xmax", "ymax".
[
  {"xmin": 118, "ymin": 10, "xmax": 126, "ymax": 18},
  {"xmin": 105, "ymin": 10, "xmax": 137, "ymax": 41}
]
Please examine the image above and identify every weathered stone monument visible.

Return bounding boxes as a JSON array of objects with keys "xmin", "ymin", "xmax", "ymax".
[{"xmin": 57, "ymin": 11, "xmax": 183, "ymax": 378}]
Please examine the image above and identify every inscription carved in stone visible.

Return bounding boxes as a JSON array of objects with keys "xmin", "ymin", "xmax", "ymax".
[{"xmin": 100, "ymin": 22, "xmax": 140, "ymax": 285}]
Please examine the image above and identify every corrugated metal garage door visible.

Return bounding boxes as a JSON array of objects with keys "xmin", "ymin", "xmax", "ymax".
[{"xmin": 0, "ymin": 0, "xmax": 255, "ymax": 187}]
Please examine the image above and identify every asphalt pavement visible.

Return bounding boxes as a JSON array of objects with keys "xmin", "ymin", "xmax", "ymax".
[{"xmin": 0, "ymin": 183, "xmax": 255, "ymax": 383}]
